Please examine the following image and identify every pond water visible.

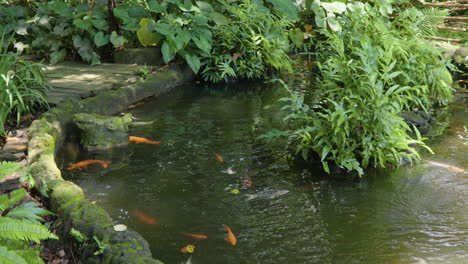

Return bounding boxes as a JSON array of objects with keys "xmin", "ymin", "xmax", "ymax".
[{"xmin": 59, "ymin": 70, "xmax": 467, "ymax": 264}]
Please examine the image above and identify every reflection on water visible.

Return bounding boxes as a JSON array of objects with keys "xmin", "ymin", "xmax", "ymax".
[{"xmin": 60, "ymin": 77, "xmax": 467, "ymax": 264}]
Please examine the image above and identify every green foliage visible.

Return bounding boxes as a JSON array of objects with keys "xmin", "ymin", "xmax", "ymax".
[
  {"xmin": 144, "ymin": 0, "xmax": 215, "ymax": 73},
  {"xmin": 0, "ymin": 162, "xmax": 58, "ymax": 263},
  {"xmin": 263, "ymin": 1, "xmax": 453, "ymax": 176},
  {"xmin": 0, "ymin": 36, "xmax": 49, "ymax": 137},
  {"xmin": 202, "ymin": 0, "xmax": 293, "ymax": 82},
  {"xmin": 0, "ymin": 1, "xmax": 131, "ymax": 65},
  {"xmin": 0, "ymin": 161, "xmax": 22, "ymax": 180},
  {"xmin": 93, "ymin": 235, "xmax": 108, "ymax": 255}
]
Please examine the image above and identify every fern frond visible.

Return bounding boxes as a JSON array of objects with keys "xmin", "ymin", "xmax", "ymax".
[
  {"xmin": 420, "ymin": 7, "xmax": 448, "ymax": 36},
  {"xmin": 0, "ymin": 246, "xmax": 28, "ymax": 264},
  {"xmin": 6, "ymin": 202, "xmax": 54, "ymax": 223},
  {"xmin": 0, "ymin": 189, "xmax": 27, "ymax": 213},
  {"xmin": 0, "ymin": 161, "xmax": 22, "ymax": 180},
  {"xmin": 0, "ymin": 217, "xmax": 58, "ymax": 242}
]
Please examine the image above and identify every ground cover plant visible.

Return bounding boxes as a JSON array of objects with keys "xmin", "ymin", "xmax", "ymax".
[
  {"xmin": 261, "ymin": 0, "xmax": 454, "ymax": 175},
  {"xmin": 0, "ymin": 0, "xmax": 300, "ymax": 81},
  {"xmin": 0, "ymin": 161, "xmax": 58, "ymax": 263},
  {"xmin": 0, "ymin": 35, "xmax": 49, "ymax": 137}
]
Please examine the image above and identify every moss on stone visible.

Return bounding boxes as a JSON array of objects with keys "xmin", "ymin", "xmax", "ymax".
[{"xmin": 73, "ymin": 113, "xmax": 132, "ymax": 149}]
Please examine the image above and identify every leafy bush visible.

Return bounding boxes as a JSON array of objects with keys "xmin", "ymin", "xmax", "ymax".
[
  {"xmin": 262, "ymin": 1, "xmax": 453, "ymax": 175},
  {"xmin": 0, "ymin": 162, "xmax": 58, "ymax": 264},
  {"xmin": 0, "ymin": 35, "xmax": 49, "ymax": 137},
  {"xmin": 0, "ymin": 1, "xmax": 132, "ymax": 65},
  {"xmin": 202, "ymin": 0, "xmax": 293, "ymax": 82},
  {"xmin": 143, "ymin": 0, "xmax": 215, "ymax": 73}
]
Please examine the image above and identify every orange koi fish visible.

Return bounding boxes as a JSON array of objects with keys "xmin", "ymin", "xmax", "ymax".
[
  {"xmin": 224, "ymin": 225, "xmax": 237, "ymax": 246},
  {"xmin": 241, "ymin": 175, "xmax": 253, "ymax": 188},
  {"xmin": 183, "ymin": 233, "xmax": 208, "ymax": 240},
  {"xmin": 425, "ymin": 160, "xmax": 465, "ymax": 173},
  {"xmin": 129, "ymin": 136, "xmax": 161, "ymax": 145},
  {"xmin": 214, "ymin": 152, "xmax": 224, "ymax": 162},
  {"xmin": 132, "ymin": 209, "xmax": 157, "ymax": 225},
  {"xmin": 66, "ymin": 160, "xmax": 111, "ymax": 170}
]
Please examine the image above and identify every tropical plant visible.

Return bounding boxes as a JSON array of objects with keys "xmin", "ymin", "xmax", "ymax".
[
  {"xmin": 202, "ymin": 0, "xmax": 294, "ymax": 82},
  {"xmin": 0, "ymin": 162, "xmax": 58, "ymax": 264},
  {"xmin": 261, "ymin": 1, "xmax": 453, "ymax": 176},
  {"xmin": 0, "ymin": 35, "xmax": 50, "ymax": 137},
  {"xmin": 0, "ymin": 1, "xmax": 132, "ymax": 65},
  {"xmin": 142, "ymin": 0, "xmax": 216, "ymax": 73}
]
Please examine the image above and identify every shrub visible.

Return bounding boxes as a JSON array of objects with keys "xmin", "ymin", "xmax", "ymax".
[
  {"xmin": 201, "ymin": 0, "xmax": 293, "ymax": 82},
  {"xmin": 0, "ymin": 35, "xmax": 50, "ymax": 137},
  {"xmin": 261, "ymin": 1, "xmax": 453, "ymax": 176}
]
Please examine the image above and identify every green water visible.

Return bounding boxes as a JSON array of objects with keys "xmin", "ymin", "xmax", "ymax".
[{"xmin": 60, "ymin": 78, "xmax": 467, "ymax": 264}]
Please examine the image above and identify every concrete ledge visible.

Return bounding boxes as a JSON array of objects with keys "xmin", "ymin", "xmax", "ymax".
[{"xmin": 28, "ymin": 63, "xmax": 194, "ymax": 264}]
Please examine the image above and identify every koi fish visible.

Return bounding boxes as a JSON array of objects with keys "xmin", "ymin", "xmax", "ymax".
[
  {"xmin": 224, "ymin": 225, "xmax": 237, "ymax": 246},
  {"xmin": 425, "ymin": 160, "xmax": 465, "ymax": 173},
  {"xmin": 214, "ymin": 152, "xmax": 224, "ymax": 162},
  {"xmin": 129, "ymin": 136, "xmax": 161, "ymax": 145},
  {"xmin": 183, "ymin": 232, "xmax": 208, "ymax": 240},
  {"xmin": 223, "ymin": 166, "xmax": 236, "ymax": 175},
  {"xmin": 240, "ymin": 175, "xmax": 252, "ymax": 188},
  {"xmin": 66, "ymin": 160, "xmax": 111, "ymax": 170},
  {"xmin": 180, "ymin": 245, "xmax": 195, "ymax": 253},
  {"xmin": 132, "ymin": 209, "xmax": 157, "ymax": 225}
]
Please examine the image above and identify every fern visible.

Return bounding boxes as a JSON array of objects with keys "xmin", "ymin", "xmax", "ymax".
[
  {"xmin": 0, "ymin": 246, "xmax": 28, "ymax": 264},
  {"xmin": 0, "ymin": 161, "xmax": 22, "ymax": 180},
  {"xmin": 0, "ymin": 188, "xmax": 27, "ymax": 213},
  {"xmin": 0, "ymin": 217, "xmax": 58, "ymax": 242},
  {"xmin": 420, "ymin": 7, "xmax": 448, "ymax": 36},
  {"xmin": 6, "ymin": 202, "xmax": 54, "ymax": 223}
]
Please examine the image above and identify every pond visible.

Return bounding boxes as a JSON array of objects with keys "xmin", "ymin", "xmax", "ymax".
[{"xmin": 59, "ymin": 70, "xmax": 467, "ymax": 264}]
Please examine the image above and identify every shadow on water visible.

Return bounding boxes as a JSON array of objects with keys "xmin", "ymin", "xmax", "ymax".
[{"xmin": 59, "ymin": 71, "xmax": 467, "ymax": 264}]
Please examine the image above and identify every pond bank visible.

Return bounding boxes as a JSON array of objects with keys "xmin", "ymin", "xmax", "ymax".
[{"xmin": 27, "ymin": 62, "xmax": 193, "ymax": 264}]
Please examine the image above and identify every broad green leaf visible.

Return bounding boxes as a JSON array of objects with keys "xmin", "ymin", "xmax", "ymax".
[
  {"xmin": 265, "ymin": 0, "xmax": 299, "ymax": 19},
  {"xmin": 195, "ymin": 1, "xmax": 214, "ymax": 13},
  {"xmin": 289, "ymin": 28, "xmax": 304, "ymax": 46},
  {"xmin": 109, "ymin": 31, "xmax": 126, "ymax": 48},
  {"xmin": 192, "ymin": 36, "xmax": 211, "ymax": 54},
  {"xmin": 161, "ymin": 42, "xmax": 174, "ymax": 63},
  {"xmin": 48, "ymin": 1, "xmax": 73, "ymax": 17},
  {"xmin": 91, "ymin": 19, "xmax": 108, "ymax": 31},
  {"xmin": 137, "ymin": 18, "xmax": 161, "ymax": 47},
  {"xmin": 153, "ymin": 22, "xmax": 172, "ymax": 36},
  {"xmin": 73, "ymin": 19, "xmax": 91, "ymax": 31},
  {"xmin": 210, "ymin": 12, "xmax": 230, "ymax": 25},
  {"xmin": 113, "ymin": 7, "xmax": 130, "ymax": 20},
  {"xmin": 148, "ymin": 0, "xmax": 167, "ymax": 13},
  {"xmin": 322, "ymin": 2, "xmax": 347, "ymax": 14},
  {"xmin": 185, "ymin": 54, "xmax": 201, "ymax": 73},
  {"xmin": 178, "ymin": 28, "xmax": 192, "ymax": 45},
  {"xmin": 50, "ymin": 49, "xmax": 66, "ymax": 64},
  {"xmin": 93, "ymin": 31, "xmax": 109, "ymax": 47},
  {"xmin": 326, "ymin": 13, "xmax": 341, "ymax": 32}
]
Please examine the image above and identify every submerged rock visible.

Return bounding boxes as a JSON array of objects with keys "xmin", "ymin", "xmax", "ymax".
[
  {"xmin": 400, "ymin": 111, "xmax": 436, "ymax": 137},
  {"xmin": 73, "ymin": 113, "xmax": 133, "ymax": 150}
]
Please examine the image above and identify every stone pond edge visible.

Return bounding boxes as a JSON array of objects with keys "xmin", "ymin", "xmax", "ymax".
[{"xmin": 28, "ymin": 64, "xmax": 194, "ymax": 264}]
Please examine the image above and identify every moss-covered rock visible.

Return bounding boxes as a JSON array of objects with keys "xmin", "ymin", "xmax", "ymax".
[{"xmin": 73, "ymin": 113, "xmax": 133, "ymax": 149}]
